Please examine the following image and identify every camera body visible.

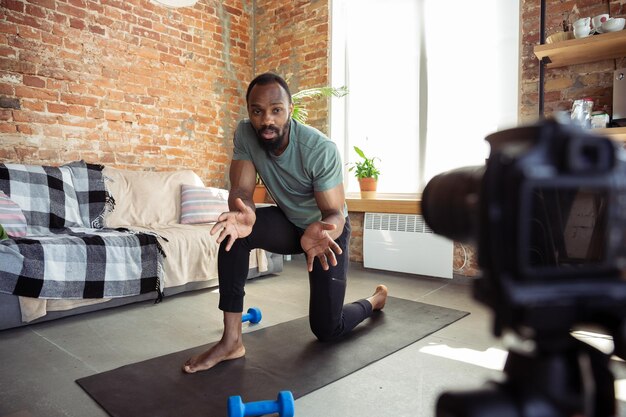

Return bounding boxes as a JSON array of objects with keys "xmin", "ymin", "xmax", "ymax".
[
  {"xmin": 423, "ymin": 119, "xmax": 626, "ymax": 339},
  {"xmin": 422, "ymin": 119, "xmax": 626, "ymax": 416}
]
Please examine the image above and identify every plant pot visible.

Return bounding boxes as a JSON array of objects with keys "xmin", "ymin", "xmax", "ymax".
[
  {"xmin": 358, "ymin": 177, "xmax": 377, "ymax": 199},
  {"xmin": 253, "ymin": 184, "xmax": 267, "ymax": 203}
]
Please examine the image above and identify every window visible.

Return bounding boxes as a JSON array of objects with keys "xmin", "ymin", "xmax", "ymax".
[{"xmin": 331, "ymin": 0, "xmax": 520, "ymax": 196}]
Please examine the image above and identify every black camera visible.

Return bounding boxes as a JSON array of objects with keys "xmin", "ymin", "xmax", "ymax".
[{"xmin": 422, "ymin": 119, "xmax": 626, "ymax": 417}]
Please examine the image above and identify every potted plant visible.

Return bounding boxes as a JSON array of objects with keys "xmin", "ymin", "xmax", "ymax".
[
  {"xmin": 348, "ymin": 145, "xmax": 380, "ymax": 199},
  {"xmin": 253, "ymin": 174, "xmax": 267, "ymax": 203}
]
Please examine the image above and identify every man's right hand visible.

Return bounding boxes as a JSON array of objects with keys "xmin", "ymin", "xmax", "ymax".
[{"xmin": 210, "ymin": 197, "xmax": 256, "ymax": 251}]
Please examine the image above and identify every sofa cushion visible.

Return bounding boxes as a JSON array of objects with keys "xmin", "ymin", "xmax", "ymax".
[
  {"xmin": 124, "ymin": 223, "xmax": 268, "ymax": 289},
  {"xmin": 103, "ymin": 167, "xmax": 204, "ymax": 227},
  {"xmin": 179, "ymin": 184, "xmax": 229, "ymax": 224},
  {"xmin": 0, "ymin": 191, "xmax": 27, "ymax": 237},
  {"xmin": 0, "ymin": 163, "xmax": 83, "ymax": 232}
]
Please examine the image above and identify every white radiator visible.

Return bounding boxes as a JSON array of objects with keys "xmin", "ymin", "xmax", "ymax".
[{"xmin": 363, "ymin": 213, "xmax": 454, "ymax": 279}]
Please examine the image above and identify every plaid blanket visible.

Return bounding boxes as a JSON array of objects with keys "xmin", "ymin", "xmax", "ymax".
[
  {"xmin": 65, "ymin": 160, "xmax": 114, "ymax": 228},
  {"xmin": 0, "ymin": 161, "xmax": 162, "ymax": 299},
  {"xmin": 0, "ymin": 228, "xmax": 161, "ymax": 298},
  {"xmin": 0, "ymin": 162, "xmax": 84, "ymax": 234}
]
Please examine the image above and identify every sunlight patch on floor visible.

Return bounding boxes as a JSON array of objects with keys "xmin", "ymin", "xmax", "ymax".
[
  {"xmin": 571, "ymin": 330, "xmax": 615, "ymax": 355},
  {"xmin": 419, "ymin": 343, "xmax": 508, "ymax": 370},
  {"xmin": 614, "ymin": 380, "xmax": 626, "ymax": 401},
  {"xmin": 571, "ymin": 331, "xmax": 626, "ymax": 402}
]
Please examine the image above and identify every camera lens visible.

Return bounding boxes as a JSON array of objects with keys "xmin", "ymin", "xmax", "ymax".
[{"xmin": 422, "ymin": 166, "xmax": 484, "ymax": 243}]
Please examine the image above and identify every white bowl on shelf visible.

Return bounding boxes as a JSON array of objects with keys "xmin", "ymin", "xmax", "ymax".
[
  {"xmin": 601, "ymin": 17, "xmax": 625, "ymax": 32},
  {"xmin": 546, "ymin": 31, "xmax": 574, "ymax": 43},
  {"xmin": 574, "ymin": 26, "xmax": 591, "ymax": 38}
]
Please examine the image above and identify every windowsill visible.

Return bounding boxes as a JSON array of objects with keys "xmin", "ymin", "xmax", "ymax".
[{"xmin": 346, "ymin": 193, "xmax": 422, "ymax": 214}]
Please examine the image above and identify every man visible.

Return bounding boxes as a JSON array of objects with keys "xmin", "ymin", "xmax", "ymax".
[{"xmin": 183, "ymin": 73, "xmax": 387, "ymax": 373}]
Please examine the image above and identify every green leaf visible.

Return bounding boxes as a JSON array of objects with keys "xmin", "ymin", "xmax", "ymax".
[
  {"xmin": 292, "ymin": 106, "xmax": 308, "ymax": 124},
  {"xmin": 291, "ymin": 86, "xmax": 348, "ymax": 125},
  {"xmin": 292, "ymin": 86, "xmax": 349, "ymax": 102}
]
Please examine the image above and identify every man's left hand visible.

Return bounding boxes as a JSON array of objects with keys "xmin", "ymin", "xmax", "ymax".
[{"xmin": 301, "ymin": 221, "xmax": 343, "ymax": 272}]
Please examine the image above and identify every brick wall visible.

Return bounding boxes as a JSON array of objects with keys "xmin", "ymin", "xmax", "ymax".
[
  {"xmin": 0, "ymin": 0, "xmax": 254, "ymax": 187},
  {"xmin": 520, "ymin": 0, "xmax": 626, "ymax": 122},
  {"xmin": 0, "ymin": 0, "xmax": 333, "ymax": 184},
  {"xmin": 254, "ymin": 0, "xmax": 330, "ymax": 134},
  {"xmin": 348, "ymin": 211, "xmax": 363, "ymax": 261}
]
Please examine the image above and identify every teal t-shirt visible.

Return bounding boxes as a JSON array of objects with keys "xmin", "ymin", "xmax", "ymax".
[{"xmin": 233, "ymin": 119, "xmax": 347, "ymax": 229}]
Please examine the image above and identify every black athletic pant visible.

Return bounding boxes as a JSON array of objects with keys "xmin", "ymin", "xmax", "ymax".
[{"xmin": 217, "ymin": 206, "xmax": 373, "ymax": 342}]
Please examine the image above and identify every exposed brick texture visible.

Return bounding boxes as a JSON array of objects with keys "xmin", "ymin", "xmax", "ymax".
[
  {"xmin": 254, "ymin": 0, "xmax": 330, "ymax": 134},
  {"xmin": 0, "ymin": 0, "xmax": 254, "ymax": 186},
  {"xmin": 348, "ymin": 212, "xmax": 363, "ymax": 262},
  {"xmin": 0, "ymin": 0, "xmax": 332, "ymax": 181}
]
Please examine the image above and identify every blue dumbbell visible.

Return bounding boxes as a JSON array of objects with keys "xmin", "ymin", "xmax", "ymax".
[
  {"xmin": 241, "ymin": 307, "xmax": 262, "ymax": 324},
  {"xmin": 228, "ymin": 390, "xmax": 294, "ymax": 417}
]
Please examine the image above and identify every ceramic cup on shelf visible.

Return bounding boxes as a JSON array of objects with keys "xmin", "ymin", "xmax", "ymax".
[
  {"xmin": 592, "ymin": 14, "xmax": 609, "ymax": 32},
  {"xmin": 573, "ymin": 16, "xmax": 591, "ymax": 30},
  {"xmin": 574, "ymin": 25, "xmax": 591, "ymax": 38},
  {"xmin": 601, "ymin": 17, "xmax": 626, "ymax": 32}
]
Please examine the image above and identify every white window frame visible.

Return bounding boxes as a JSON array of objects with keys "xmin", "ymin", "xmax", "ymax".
[{"xmin": 331, "ymin": 0, "xmax": 520, "ymax": 197}]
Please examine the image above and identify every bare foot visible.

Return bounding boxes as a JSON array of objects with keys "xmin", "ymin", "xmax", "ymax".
[
  {"xmin": 367, "ymin": 284, "xmax": 388, "ymax": 311},
  {"xmin": 182, "ymin": 339, "xmax": 246, "ymax": 374}
]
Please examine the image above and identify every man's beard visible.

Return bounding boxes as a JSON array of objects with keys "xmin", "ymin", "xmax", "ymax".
[{"xmin": 256, "ymin": 121, "xmax": 290, "ymax": 153}]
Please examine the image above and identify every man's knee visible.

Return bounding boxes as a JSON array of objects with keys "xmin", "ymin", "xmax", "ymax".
[
  {"xmin": 219, "ymin": 236, "xmax": 246, "ymax": 255},
  {"xmin": 310, "ymin": 321, "xmax": 342, "ymax": 343}
]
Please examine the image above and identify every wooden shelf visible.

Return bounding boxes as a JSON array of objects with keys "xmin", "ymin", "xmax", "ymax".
[
  {"xmin": 534, "ymin": 30, "xmax": 626, "ymax": 68},
  {"xmin": 346, "ymin": 196, "xmax": 421, "ymax": 214},
  {"xmin": 595, "ymin": 126, "xmax": 626, "ymax": 142}
]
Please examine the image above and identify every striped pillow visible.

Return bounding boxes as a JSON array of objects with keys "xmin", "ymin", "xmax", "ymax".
[
  {"xmin": 0, "ymin": 190, "xmax": 27, "ymax": 237},
  {"xmin": 179, "ymin": 185, "xmax": 229, "ymax": 224}
]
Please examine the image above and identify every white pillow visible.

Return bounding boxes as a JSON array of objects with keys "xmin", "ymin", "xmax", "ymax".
[
  {"xmin": 179, "ymin": 185, "xmax": 229, "ymax": 224},
  {"xmin": 0, "ymin": 190, "xmax": 27, "ymax": 237}
]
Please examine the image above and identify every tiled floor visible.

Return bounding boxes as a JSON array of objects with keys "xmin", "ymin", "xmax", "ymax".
[{"xmin": 0, "ymin": 255, "xmax": 623, "ymax": 416}]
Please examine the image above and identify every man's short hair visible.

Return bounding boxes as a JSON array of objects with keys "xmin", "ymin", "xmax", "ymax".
[{"xmin": 246, "ymin": 72, "xmax": 292, "ymax": 104}]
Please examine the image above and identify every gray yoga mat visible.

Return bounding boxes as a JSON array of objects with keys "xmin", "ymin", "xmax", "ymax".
[{"xmin": 77, "ymin": 297, "xmax": 468, "ymax": 417}]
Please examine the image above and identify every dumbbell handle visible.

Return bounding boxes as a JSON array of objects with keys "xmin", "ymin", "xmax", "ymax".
[
  {"xmin": 244, "ymin": 399, "xmax": 281, "ymax": 415},
  {"xmin": 241, "ymin": 307, "xmax": 262, "ymax": 324}
]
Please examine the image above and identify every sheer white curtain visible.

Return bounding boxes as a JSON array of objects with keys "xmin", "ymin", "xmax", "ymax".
[
  {"xmin": 331, "ymin": 0, "xmax": 422, "ymax": 195},
  {"xmin": 331, "ymin": 0, "xmax": 520, "ymax": 195},
  {"xmin": 421, "ymin": 0, "xmax": 520, "ymax": 186}
]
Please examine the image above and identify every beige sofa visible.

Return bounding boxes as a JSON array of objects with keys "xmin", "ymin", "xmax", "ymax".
[{"xmin": 0, "ymin": 166, "xmax": 282, "ymax": 329}]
